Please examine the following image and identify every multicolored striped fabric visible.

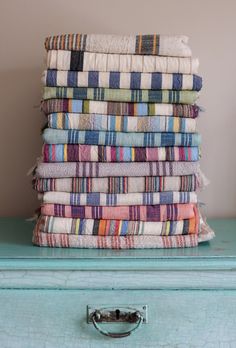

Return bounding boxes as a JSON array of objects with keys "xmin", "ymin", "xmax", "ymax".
[
  {"xmin": 43, "ymin": 87, "xmax": 198, "ymax": 104},
  {"xmin": 48, "ymin": 113, "xmax": 197, "ymax": 132},
  {"xmin": 41, "ymin": 99, "xmax": 200, "ymax": 118},
  {"xmin": 45, "ymin": 34, "xmax": 192, "ymax": 57},
  {"xmin": 43, "ymin": 129, "xmax": 201, "ymax": 147},
  {"xmin": 33, "ymin": 221, "xmax": 215, "ymax": 248},
  {"xmin": 43, "ymin": 144, "xmax": 200, "ymax": 163},
  {"xmin": 41, "ymin": 203, "xmax": 197, "ymax": 221},
  {"xmin": 33, "ymin": 175, "xmax": 199, "ymax": 194},
  {"xmin": 36, "ymin": 161, "xmax": 200, "ymax": 178},
  {"xmin": 33, "ymin": 229, "xmax": 198, "ymax": 248},
  {"xmin": 37, "ymin": 215, "xmax": 199, "ymax": 236},
  {"xmin": 42, "ymin": 191, "xmax": 198, "ymax": 206},
  {"xmin": 44, "ymin": 70, "xmax": 202, "ymax": 91},
  {"xmin": 47, "ymin": 51, "xmax": 198, "ymax": 74}
]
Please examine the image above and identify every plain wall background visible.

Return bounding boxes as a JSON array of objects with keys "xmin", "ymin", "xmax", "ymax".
[{"xmin": 0, "ymin": 0, "xmax": 236, "ymax": 218}]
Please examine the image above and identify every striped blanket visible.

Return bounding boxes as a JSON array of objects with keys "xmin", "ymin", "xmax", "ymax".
[
  {"xmin": 41, "ymin": 191, "xmax": 197, "ymax": 206},
  {"xmin": 42, "ymin": 99, "xmax": 200, "ymax": 118},
  {"xmin": 43, "ymin": 87, "xmax": 198, "ymax": 104},
  {"xmin": 48, "ymin": 113, "xmax": 197, "ymax": 132},
  {"xmin": 36, "ymin": 215, "xmax": 198, "ymax": 236},
  {"xmin": 33, "ymin": 221, "xmax": 215, "ymax": 249},
  {"xmin": 45, "ymin": 34, "xmax": 192, "ymax": 56},
  {"xmin": 41, "ymin": 203, "xmax": 197, "ymax": 221},
  {"xmin": 43, "ymin": 70, "xmax": 202, "ymax": 91},
  {"xmin": 43, "ymin": 129, "xmax": 201, "ymax": 147},
  {"xmin": 33, "ymin": 175, "xmax": 200, "ymax": 194},
  {"xmin": 36, "ymin": 161, "xmax": 199, "ymax": 178},
  {"xmin": 47, "ymin": 51, "xmax": 198, "ymax": 74},
  {"xmin": 42, "ymin": 144, "xmax": 200, "ymax": 163}
]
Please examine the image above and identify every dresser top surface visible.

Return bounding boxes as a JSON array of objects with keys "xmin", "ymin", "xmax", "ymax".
[{"xmin": 0, "ymin": 218, "xmax": 235, "ymax": 262}]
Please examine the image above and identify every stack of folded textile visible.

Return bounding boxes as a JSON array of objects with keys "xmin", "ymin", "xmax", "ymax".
[{"xmin": 32, "ymin": 33, "xmax": 214, "ymax": 249}]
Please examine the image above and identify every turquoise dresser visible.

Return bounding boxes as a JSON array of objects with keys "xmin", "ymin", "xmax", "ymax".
[{"xmin": 0, "ymin": 218, "xmax": 236, "ymax": 347}]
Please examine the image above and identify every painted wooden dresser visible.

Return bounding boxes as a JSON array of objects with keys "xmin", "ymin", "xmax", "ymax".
[{"xmin": 0, "ymin": 218, "xmax": 236, "ymax": 348}]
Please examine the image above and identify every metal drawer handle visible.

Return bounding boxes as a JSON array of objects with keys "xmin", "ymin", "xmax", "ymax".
[{"xmin": 91, "ymin": 309, "xmax": 143, "ymax": 338}]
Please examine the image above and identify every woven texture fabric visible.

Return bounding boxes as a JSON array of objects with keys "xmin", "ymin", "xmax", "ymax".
[
  {"xmin": 43, "ymin": 70, "xmax": 202, "ymax": 91},
  {"xmin": 41, "ymin": 203, "xmax": 197, "ymax": 221},
  {"xmin": 45, "ymin": 34, "xmax": 192, "ymax": 56},
  {"xmin": 33, "ymin": 219, "xmax": 215, "ymax": 248},
  {"xmin": 43, "ymin": 129, "xmax": 201, "ymax": 147},
  {"xmin": 33, "ymin": 175, "xmax": 199, "ymax": 194},
  {"xmin": 36, "ymin": 214, "xmax": 199, "ymax": 236},
  {"xmin": 47, "ymin": 51, "xmax": 198, "ymax": 73},
  {"xmin": 43, "ymin": 87, "xmax": 198, "ymax": 104},
  {"xmin": 41, "ymin": 191, "xmax": 198, "ymax": 206},
  {"xmin": 48, "ymin": 113, "xmax": 197, "ymax": 132},
  {"xmin": 42, "ymin": 144, "xmax": 200, "ymax": 163},
  {"xmin": 33, "ymin": 229, "xmax": 198, "ymax": 248},
  {"xmin": 36, "ymin": 161, "xmax": 200, "ymax": 178},
  {"xmin": 42, "ymin": 99, "xmax": 200, "ymax": 117}
]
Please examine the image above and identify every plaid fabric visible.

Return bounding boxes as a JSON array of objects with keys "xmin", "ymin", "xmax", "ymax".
[
  {"xmin": 33, "ymin": 175, "xmax": 199, "ymax": 194},
  {"xmin": 36, "ymin": 214, "xmax": 199, "ymax": 236},
  {"xmin": 41, "ymin": 99, "xmax": 200, "ymax": 118},
  {"xmin": 47, "ymin": 51, "xmax": 198, "ymax": 74},
  {"xmin": 41, "ymin": 203, "xmax": 197, "ymax": 221},
  {"xmin": 44, "ymin": 70, "xmax": 202, "ymax": 91},
  {"xmin": 48, "ymin": 113, "xmax": 197, "ymax": 132},
  {"xmin": 42, "ymin": 191, "xmax": 198, "ymax": 206},
  {"xmin": 43, "ymin": 87, "xmax": 198, "ymax": 104},
  {"xmin": 43, "ymin": 129, "xmax": 201, "ymax": 147},
  {"xmin": 36, "ymin": 161, "xmax": 199, "ymax": 178},
  {"xmin": 43, "ymin": 144, "xmax": 200, "ymax": 162},
  {"xmin": 33, "ymin": 229, "xmax": 199, "ymax": 248},
  {"xmin": 44, "ymin": 34, "xmax": 192, "ymax": 57}
]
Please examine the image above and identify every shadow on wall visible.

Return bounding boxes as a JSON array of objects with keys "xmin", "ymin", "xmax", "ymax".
[{"xmin": 0, "ymin": 68, "xmax": 44, "ymax": 217}]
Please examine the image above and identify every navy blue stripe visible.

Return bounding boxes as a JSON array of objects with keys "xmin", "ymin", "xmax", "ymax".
[
  {"xmin": 109, "ymin": 72, "xmax": 120, "ymax": 88},
  {"xmin": 68, "ymin": 71, "xmax": 77, "ymax": 87},
  {"xmin": 88, "ymin": 71, "xmax": 99, "ymax": 88},
  {"xmin": 151, "ymin": 73, "xmax": 162, "ymax": 89},
  {"xmin": 131, "ymin": 72, "xmax": 141, "ymax": 89}
]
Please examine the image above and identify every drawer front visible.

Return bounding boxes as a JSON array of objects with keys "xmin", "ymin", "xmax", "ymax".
[{"xmin": 0, "ymin": 290, "xmax": 236, "ymax": 348}]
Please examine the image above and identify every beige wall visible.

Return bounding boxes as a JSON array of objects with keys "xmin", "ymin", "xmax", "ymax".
[{"xmin": 0, "ymin": 0, "xmax": 236, "ymax": 217}]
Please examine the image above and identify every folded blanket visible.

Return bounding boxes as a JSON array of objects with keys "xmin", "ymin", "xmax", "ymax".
[
  {"xmin": 45, "ymin": 34, "xmax": 192, "ymax": 57},
  {"xmin": 47, "ymin": 51, "xmax": 198, "ymax": 74},
  {"xmin": 33, "ymin": 175, "xmax": 199, "ymax": 193},
  {"xmin": 41, "ymin": 203, "xmax": 197, "ymax": 221},
  {"xmin": 43, "ymin": 70, "xmax": 202, "ymax": 91},
  {"xmin": 48, "ymin": 113, "xmax": 197, "ymax": 132},
  {"xmin": 41, "ymin": 191, "xmax": 197, "ymax": 206},
  {"xmin": 33, "ymin": 220, "xmax": 215, "ymax": 248},
  {"xmin": 43, "ymin": 144, "xmax": 200, "ymax": 162},
  {"xmin": 36, "ymin": 215, "xmax": 198, "ymax": 236},
  {"xmin": 36, "ymin": 161, "xmax": 199, "ymax": 178},
  {"xmin": 43, "ymin": 87, "xmax": 198, "ymax": 104},
  {"xmin": 42, "ymin": 99, "xmax": 200, "ymax": 118},
  {"xmin": 43, "ymin": 129, "xmax": 201, "ymax": 147}
]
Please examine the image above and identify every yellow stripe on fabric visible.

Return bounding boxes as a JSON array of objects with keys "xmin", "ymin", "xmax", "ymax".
[
  {"xmin": 138, "ymin": 35, "xmax": 142, "ymax": 54},
  {"xmin": 58, "ymin": 113, "xmax": 63, "ymax": 129},
  {"xmin": 153, "ymin": 34, "xmax": 156, "ymax": 55},
  {"xmin": 116, "ymin": 116, "xmax": 121, "ymax": 131},
  {"xmin": 131, "ymin": 147, "xmax": 135, "ymax": 161},
  {"xmin": 75, "ymin": 218, "xmax": 80, "ymax": 235},
  {"xmin": 64, "ymin": 144, "xmax": 67, "ymax": 162},
  {"xmin": 174, "ymin": 117, "xmax": 179, "ymax": 132},
  {"xmin": 84, "ymin": 100, "xmax": 89, "ymax": 113},
  {"xmin": 166, "ymin": 220, "xmax": 170, "ymax": 236}
]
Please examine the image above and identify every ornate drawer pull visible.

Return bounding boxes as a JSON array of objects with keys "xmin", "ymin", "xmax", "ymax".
[{"xmin": 87, "ymin": 305, "xmax": 147, "ymax": 338}]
